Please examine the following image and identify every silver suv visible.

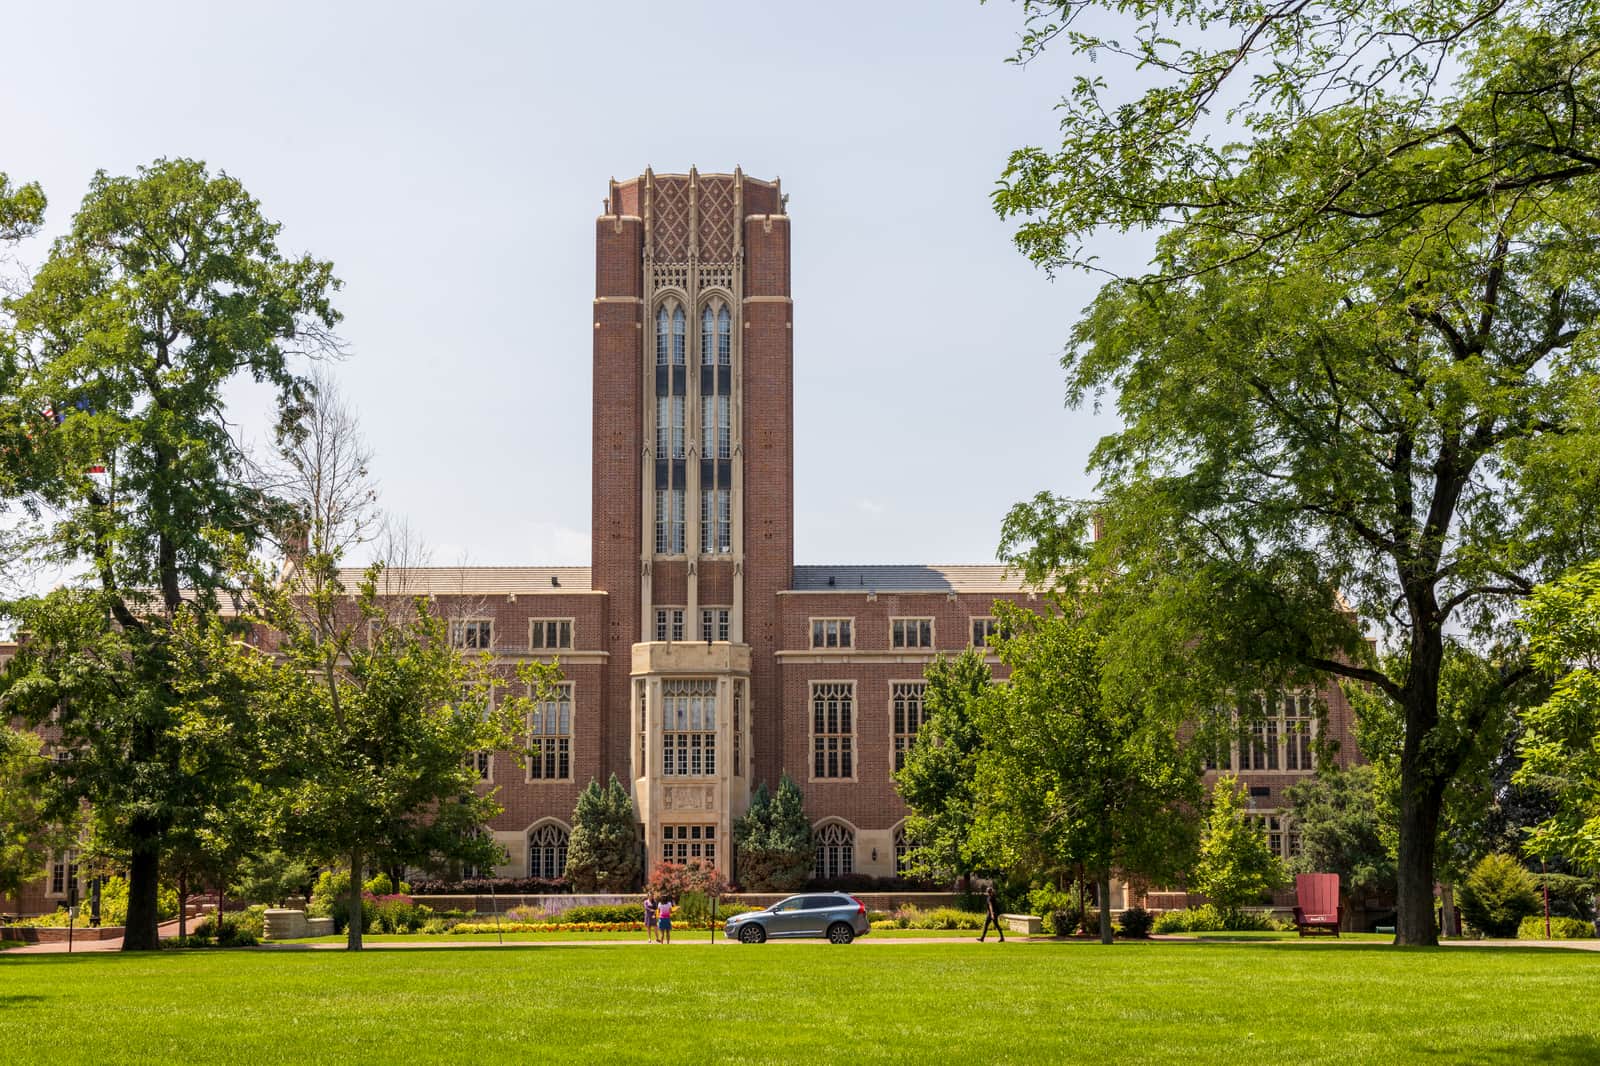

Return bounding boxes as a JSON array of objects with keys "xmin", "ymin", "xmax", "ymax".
[{"xmin": 724, "ymin": 893, "xmax": 871, "ymax": 944}]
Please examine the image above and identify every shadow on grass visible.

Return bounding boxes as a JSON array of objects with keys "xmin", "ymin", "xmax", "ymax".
[{"xmin": 1415, "ymin": 1034, "xmax": 1600, "ymax": 1064}]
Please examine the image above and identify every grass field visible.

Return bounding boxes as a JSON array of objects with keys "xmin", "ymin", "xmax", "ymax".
[
  {"xmin": 270, "ymin": 927, "xmax": 986, "ymax": 944},
  {"xmin": 3, "ymin": 941, "xmax": 1596, "ymax": 1064}
]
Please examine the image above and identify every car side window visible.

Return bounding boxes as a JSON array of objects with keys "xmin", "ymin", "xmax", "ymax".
[
  {"xmin": 802, "ymin": 896, "xmax": 839, "ymax": 910},
  {"xmin": 774, "ymin": 898, "xmax": 804, "ymax": 913}
]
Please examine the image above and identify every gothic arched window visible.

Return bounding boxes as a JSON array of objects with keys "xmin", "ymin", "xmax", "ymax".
[
  {"xmin": 893, "ymin": 826, "xmax": 911, "ymax": 877},
  {"xmin": 656, "ymin": 306, "xmax": 671, "ymax": 366},
  {"xmin": 528, "ymin": 823, "xmax": 569, "ymax": 881},
  {"xmin": 671, "ymin": 306, "xmax": 686, "ymax": 366},
  {"xmin": 813, "ymin": 821, "xmax": 854, "ymax": 881},
  {"xmin": 717, "ymin": 306, "xmax": 731, "ymax": 366}
]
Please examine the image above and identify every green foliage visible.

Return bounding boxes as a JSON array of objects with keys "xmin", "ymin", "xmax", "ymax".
[
  {"xmin": 731, "ymin": 776, "xmax": 811, "ymax": 891},
  {"xmin": 970, "ymin": 606, "xmax": 1200, "ymax": 943},
  {"xmin": 553, "ymin": 903, "xmax": 643, "ymax": 925},
  {"xmin": 371, "ymin": 895, "xmax": 429, "ymax": 934},
  {"xmin": 1150, "ymin": 905, "xmax": 1280, "ymax": 934},
  {"xmin": 1284, "ymin": 766, "xmax": 1395, "ymax": 904},
  {"xmin": 995, "ymin": 8, "xmax": 1600, "ymax": 946},
  {"xmin": 1118, "ymin": 906, "xmax": 1154, "ymax": 938},
  {"xmin": 1516, "ymin": 561, "xmax": 1600, "ymax": 868},
  {"xmin": 249, "ymin": 562, "xmax": 556, "ymax": 949},
  {"xmin": 96, "ymin": 876, "xmax": 178, "ymax": 926},
  {"xmin": 1459, "ymin": 854, "xmax": 1542, "ymax": 937},
  {"xmin": 307, "ymin": 869, "xmax": 349, "ymax": 918},
  {"xmin": 0, "ymin": 170, "xmax": 46, "ymax": 242},
  {"xmin": 1192, "ymin": 777, "xmax": 1287, "ymax": 925},
  {"xmin": 0, "ymin": 727, "xmax": 65, "ymax": 898},
  {"xmin": 230, "ymin": 850, "xmax": 314, "ymax": 906},
  {"xmin": 893, "ymin": 648, "xmax": 994, "ymax": 881},
  {"xmin": 1518, "ymin": 915, "xmax": 1595, "ymax": 940},
  {"xmin": 0, "ymin": 158, "xmax": 343, "ymax": 949},
  {"xmin": 564, "ymin": 774, "xmax": 641, "ymax": 891},
  {"xmin": 908, "ymin": 907, "xmax": 984, "ymax": 931},
  {"xmin": 1027, "ymin": 884, "xmax": 1084, "ymax": 936}
]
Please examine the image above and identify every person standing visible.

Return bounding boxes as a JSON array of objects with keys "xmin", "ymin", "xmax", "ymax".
[
  {"xmin": 644, "ymin": 894, "xmax": 658, "ymax": 943},
  {"xmin": 658, "ymin": 897, "xmax": 674, "ymax": 945},
  {"xmin": 979, "ymin": 884, "xmax": 1005, "ymax": 942}
]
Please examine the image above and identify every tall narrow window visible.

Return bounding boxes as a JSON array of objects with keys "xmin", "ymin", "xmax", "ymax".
[
  {"xmin": 717, "ymin": 306, "xmax": 731, "ymax": 365},
  {"xmin": 662, "ymin": 679, "xmax": 717, "ymax": 776},
  {"xmin": 671, "ymin": 306, "xmax": 686, "ymax": 365},
  {"xmin": 814, "ymin": 822, "xmax": 854, "ymax": 880},
  {"xmin": 702, "ymin": 305, "xmax": 717, "ymax": 366},
  {"xmin": 891, "ymin": 682, "xmax": 928, "ymax": 772},
  {"xmin": 655, "ymin": 488, "xmax": 684, "ymax": 554},
  {"xmin": 656, "ymin": 306, "xmax": 671, "ymax": 366},
  {"xmin": 733, "ymin": 681, "xmax": 744, "ymax": 777},
  {"xmin": 699, "ymin": 488, "xmax": 730, "ymax": 553},
  {"xmin": 1285, "ymin": 692, "xmax": 1315, "ymax": 771},
  {"xmin": 529, "ymin": 683, "xmax": 572, "ymax": 780},
  {"xmin": 893, "ymin": 826, "xmax": 911, "ymax": 875},
  {"xmin": 811, "ymin": 682, "xmax": 854, "ymax": 779},
  {"xmin": 701, "ymin": 394, "xmax": 731, "ymax": 460}
]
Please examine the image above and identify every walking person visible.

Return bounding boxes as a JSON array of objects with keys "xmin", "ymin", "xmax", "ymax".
[
  {"xmin": 657, "ymin": 896, "xmax": 674, "ymax": 945},
  {"xmin": 979, "ymin": 884, "xmax": 1005, "ymax": 942},
  {"xmin": 644, "ymin": 894, "xmax": 658, "ymax": 943}
]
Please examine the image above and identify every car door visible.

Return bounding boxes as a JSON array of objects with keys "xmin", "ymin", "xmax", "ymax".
[
  {"xmin": 765, "ymin": 896, "xmax": 808, "ymax": 937},
  {"xmin": 797, "ymin": 895, "xmax": 840, "ymax": 936}
]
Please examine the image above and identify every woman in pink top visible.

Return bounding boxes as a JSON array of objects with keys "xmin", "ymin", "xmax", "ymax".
[{"xmin": 657, "ymin": 898, "xmax": 674, "ymax": 944}]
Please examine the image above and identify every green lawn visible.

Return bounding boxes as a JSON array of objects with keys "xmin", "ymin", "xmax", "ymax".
[{"xmin": 2, "ymin": 941, "xmax": 1596, "ymax": 1064}]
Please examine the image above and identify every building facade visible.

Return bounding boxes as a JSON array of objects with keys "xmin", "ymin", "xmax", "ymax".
[{"xmin": 1, "ymin": 167, "xmax": 1360, "ymax": 914}]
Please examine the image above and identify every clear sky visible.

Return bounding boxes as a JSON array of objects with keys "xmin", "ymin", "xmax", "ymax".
[{"xmin": 3, "ymin": 0, "xmax": 1147, "ymax": 568}]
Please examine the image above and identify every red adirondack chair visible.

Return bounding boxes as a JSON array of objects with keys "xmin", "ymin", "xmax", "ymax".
[{"xmin": 1293, "ymin": 873, "xmax": 1343, "ymax": 936}]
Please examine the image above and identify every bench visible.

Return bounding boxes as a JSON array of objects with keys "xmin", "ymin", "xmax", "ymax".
[{"xmin": 1000, "ymin": 913, "xmax": 1043, "ymax": 935}]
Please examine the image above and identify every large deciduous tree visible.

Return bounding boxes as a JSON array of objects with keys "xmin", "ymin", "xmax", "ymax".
[
  {"xmin": 0, "ymin": 726, "xmax": 67, "ymax": 901},
  {"xmin": 0, "ymin": 159, "xmax": 341, "ymax": 948},
  {"xmin": 893, "ymin": 648, "xmax": 993, "ymax": 886},
  {"xmin": 997, "ymin": 0, "xmax": 1600, "ymax": 950},
  {"xmin": 1285, "ymin": 765, "xmax": 1395, "ymax": 927},
  {"xmin": 999, "ymin": 80, "xmax": 1600, "ymax": 940},
  {"xmin": 971, "ymin": 605, "xmax": 1199, "ymax": 944}
]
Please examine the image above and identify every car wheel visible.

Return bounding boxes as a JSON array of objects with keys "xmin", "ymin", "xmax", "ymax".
[
  {"xmin": 827, "ymin": 922, "xmax": 855, "ymax": 945},
  {"xmin": 739, "ymin": 924, "xmax": 767, "ymax": 944}
]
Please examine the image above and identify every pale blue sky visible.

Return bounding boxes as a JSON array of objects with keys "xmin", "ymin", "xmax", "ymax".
[{"xmin": 3, "ymin": 0, "xmax": 1147, "ymax": 567}]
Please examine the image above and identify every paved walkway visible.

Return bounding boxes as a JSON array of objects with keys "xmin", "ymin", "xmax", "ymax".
[{"xmin": 5, "ymin": 917, "xmax": 191, "ymax": 955}]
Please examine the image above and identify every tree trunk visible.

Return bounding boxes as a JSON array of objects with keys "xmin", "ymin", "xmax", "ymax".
[
  {"xmin": 1097, "ymin": 870, "xmax": 1114, "ymax": 945},
  {"xmin": 121, "ymin": 829, "xmax": 162, "ymax": 951},
  {"xmin": 346, "ymin": 848, "xmax": 363, "ymax": 951},
  {"xmin": 177, "ymin": 873, "xmax": 188, "ymax": 939},
  {"xmin": 1394, "ymin": 759, "xmax": 1443, "ymax": 947},
  {"xmin": 1439, "ymin": 882, "xmax": 1457, "ymax": 937}
]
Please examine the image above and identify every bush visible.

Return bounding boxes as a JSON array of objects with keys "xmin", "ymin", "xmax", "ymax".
[
  {"xmin": 193, "ymin": 908, "xmax": 263, "ymax": 947},
  {"xmin": 1518, "ymin": 915, "xmax": 1595, "ymax": 940},
  {"xmin": 556, "ymin": 903, "xmax": 645, "ymax": 925},
  {"xmin": 1081, "ymin": 908, "xmax": 1100, "ymax": 935},
  {"xmin": 870, "ymin": 918, "xmax": 900, "ymax": 931},
  {"xmin": 1118, "ymin": 906, "xmax": 1154, "ymax": 938},
  {"xmin": 645, "ymin": 862, "xmax": 728, "ymax": 902},
  {"xmin": 911, "ymin": 907, "xmax": 983, "ymax": 930},
  {"xmin": 1028, "ymin": 884, "xmax": 1084, "ymax": 937},
  {"xmin": 307, "ymin": 869, "xmax": 349, "ymax": 918},
  {"xmin": 96, "ymin": 876, "xmax": 179, "ymax": 926},
  {"xmin": 1460, "ymin": 854, "xmax": 1541, "ymax": 938},
  {"xmin": 371, "ymin": 894, "xmax": 431, "ymax": 933},
  {"xmin": 1150, "ymin": 905, "xmax": 1282, "ymax": 933}
]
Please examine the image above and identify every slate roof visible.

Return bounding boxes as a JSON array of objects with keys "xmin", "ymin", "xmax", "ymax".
[
  {"xmin": 789, "ymin": 565, "xmax": 1030, "ymax": 593},
  {"xmin": 332, "ymin": 566, "xmax": 594, "ymax": 595}
]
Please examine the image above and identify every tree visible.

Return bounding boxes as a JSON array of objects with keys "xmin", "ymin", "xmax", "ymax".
[
  {"xmin": 1458, "ymin": 852, "xmax": 1542, "ymax": 937},
  {"xmin": 893, "ymin": 648, "xmax": 993, "ymax": 885},
  {"xmin": 0, "ymin": 171, "xmax": 45, "ymax": 244},
  {"xmin": 0, "ymin": 726, "xmax": 66, "ymax": 900},
  {"xmin": 1516, "ymin": 560, "xmax": 1600, "ymax": 868},
  {"xmin": 1193, "ymin": 776, "xmax": 1288, "ymax": 927},
  {"xmin": 565, "ymin": 774, "xmax": 641, "ymax": 891},
  {"xmin": 1000, "ymin": 90, "xmax": 1600, "ymax": 941},
  {"xmin": 997, "ymin": 2, "xmax": 1600, "ymax": 278},
  {"xmin": 732, "ymin": 775, "xmax": 812, "ymax": 891},
  {"xmin": 0, "ymin": 158, "xmax": 341, "ymax": 949},
  {"xmin": 254, "ymin": 562, "xmax": 555, "ymax": 950},
  {"xmin": 971, "ymin": 604, "xmax": 1200, "ymax": 944},
  {"xmin": 1284, "ymin": 765, "xmax": 1396, "ymax": 927},
  {"xmin": 231, "ymin": 849, "xmax": 315, "ymax": 907}
]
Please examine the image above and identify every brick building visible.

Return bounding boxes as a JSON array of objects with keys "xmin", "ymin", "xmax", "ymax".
[{"xmin": 2, "ymin": 167, "xmax": 1359, "ymax": 914}]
